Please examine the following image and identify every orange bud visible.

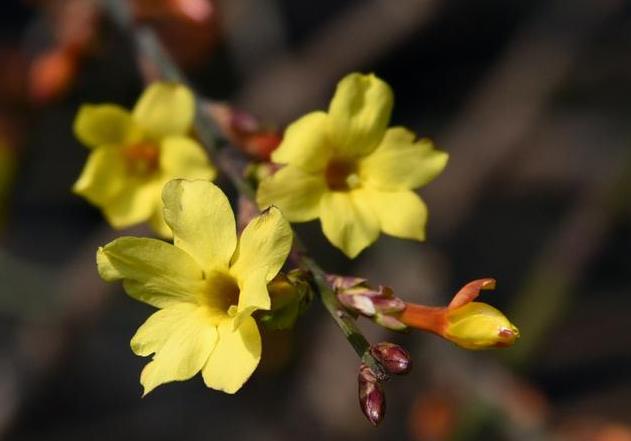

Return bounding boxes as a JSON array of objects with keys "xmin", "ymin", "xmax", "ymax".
[{"xmin": 29, "ymin": 48, "xmax": 77, "ymax": 104}]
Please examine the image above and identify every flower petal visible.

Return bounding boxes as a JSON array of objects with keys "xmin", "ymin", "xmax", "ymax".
[
  {"xmin": 360, "ymin": 127, "xmax": 448, "ymax": 191},
  {"xmin": 256, "ymin": 166, "xmax": 327, "ymax": 222},
  {"xmin": 139, "ymin": 305, "xmax": 218, "ymax": 395},
  {"xmin": 97, "ymin": 236, "xmax": 204, "ymax": 308},
  {"xmin": 271, "ymin": 111, "xmax": 333, "ymax": 172},
  {"xmin": 319, "ymin": 190, "xmax": 380, "ymax": 258},
  {"xmin": 230, "ymin": 207, "xmax": 292, "ymax": 283},
  {"xmin": 202, "ymin": 316, "xmax": 261, "ymax": 394},
  {"xmin": 327, "ymin": 73, "xmax": 393, "ymax": 158},
  {"xmin": 162, "ymin": 179, "xmax": 237, "ymax": 269},
  {"xmin": 237, "ymin": 266, "xmax": 270, "ymax": 314},
  {"xmin": 133, "ymin": 82, "xmax": 195, "ymax": 138},
  {"xmin": 102, "ymin": 179, "xmax": 161, "ymax": 229},
  {"xmin": 131, "ymin": 302, "xmax": 201, "ymax": 356},
  {"xmin": 72, "ymin": 146, "xmax": 127, "ymax": 204},
  {"xmin": 74, "ymin": 104, "xmax": 137, "ymax": 148},
  {"xmin": 159, "ymin": 136, "xmax": 216, "ymax": 180},
  {"xmin": 147, "ymin": 203, "xmax": 172, "ymax": 239},
  {"xmin": 362, "ymin": 189, "xmax": 427, "ymax": 241}
]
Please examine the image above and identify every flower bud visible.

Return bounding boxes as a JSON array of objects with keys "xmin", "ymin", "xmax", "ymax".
[
  {"xmin": 206, "ymin": 102, "xmax": 281, "ymax": 160},
  {"xmin": 397, "ymin": 278, "xmax": 519, "ymax": 350},
  {"xmin": 29, "ymin": 48, "xmax": 77, "ymax": 104},
  {"xmin": 335, "ymin": 281, "xmax": 406, "ymax": 319},
  {"xmin": 358, "ymin": 364, "xmax": 386, "ymax": 426},
  {"xmin": 444, "ymin": 302, "xmax": 519, "ymax": 350},
  {"xmin": 370, "ymin": 342, "xmax": 412, "ymax": 375},
  {"xmin": 258, "ymin": 271, "xmax": 313, "ymax": 330}
]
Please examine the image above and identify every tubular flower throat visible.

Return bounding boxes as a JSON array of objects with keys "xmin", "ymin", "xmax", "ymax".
[
  {"xmin": 73, "ymin": 82, "xmax": 216, "ymax": 237},
  {"xmin": 97, "ymin": 179, "xmax": 293, "ymax": 395},
  {"xmin": 257, "ymin": 73, "xmax": 449, "ymax": 258}
]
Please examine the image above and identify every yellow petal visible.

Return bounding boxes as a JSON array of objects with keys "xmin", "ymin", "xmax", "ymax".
[
  {"xmin": 159, "ymin": 136, "xmax": 216, "ymax": 180},
  {"xmin": 327, "ymin": 73, "xmax": 393, "ymax": 158},
  {"xmin": 74, "ymin": 104, "xmax": 137, "ymax": 148},
  {"xmin": 202, "ymin": 316, "xmax": 261, "ymax": 394},
  {"xmin": 139, "ymin": 306, "xmax": 218, "ymax": 395},
  {"xmin": 97, "ymin": 236, "xmax": 204, "ymax": 308},
  {"xmin": 102, "ymin": 179, "xmax": 161, "ymax": 229},
  {"xmin": 256, "ymin": 165, "xmax": 326, "ymax": 222},
  {"xmin": 360, "ymin": 127, "xmax": 448, "ymax": 191},
  {"xmin": 319, "ymin": 191, "xmax": 380, "ymax": 258},
  {"xmin": 162, "ymin": 179, "xmax": 237, "ymax": 269},
  {"xmin": 131, "ymin": 302, "xmax": 201, "ymax": 356},
  {"xmin": 237, "ymin": 266, "xmax": 270, "ymax": 314},
  {"xmin": 148, "ymin": 204, "xmax": 173, "ymax": 239},
  {"xmin": 271, "ymin": 111, "xmax": 333, "ymax": 172},
  {"xmin": 362, "ymin": 189, "xmax": 427, "ymax": 241},
  {"xmin": 230, "ymin": 207, "xmax": 292, "ymax": 283},
  {"xmin": 133, "ymin": 82, "xmax": 195, "ymax": 138},
  {"xmin": 72, "ymin": 146, "xmax": 127, "ymax": 204}
]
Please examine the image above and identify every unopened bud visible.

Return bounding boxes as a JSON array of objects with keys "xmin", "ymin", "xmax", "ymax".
[
  {"xmin": 258, "ymin": 271, "xmax": 313, "ymax": 330},
  {"xmin": 336, "ymin": 283, "xmax": 406, "ymax": 319},
  {"xmin": 397, "ymin": 278, "xmax": 520, "ymax": 350},
  {"xmin": 444, "ymin": 302, "xmax": 519, "ymax": 350},
  {"xmin": 358, "ymin": 364, "xmax": 386, "ymax": 426},
  {"xmin": 370, "ymin": 342, "xmax": 412, "ymax": 375},
  {"xmin": 29, "ymin": 48, "xmax": 77, "ymax": 104},
  {"xmin": 205, "ymin": 102, "xmax": 281, "ymax": 160}
]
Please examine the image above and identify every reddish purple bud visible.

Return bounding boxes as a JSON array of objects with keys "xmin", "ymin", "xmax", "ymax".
[
  {"xmin": 358, "ymin": 364, "xmax": 386, "ymax": 426},
  {"xmin": 370, "ymin": 342, "xmax": 412, "ymax": 375}
]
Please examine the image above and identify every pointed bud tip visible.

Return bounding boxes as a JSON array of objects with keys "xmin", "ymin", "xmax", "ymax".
[{"xmin": 494, "ymin": 325, "xmax": 520, "ymax": 347}]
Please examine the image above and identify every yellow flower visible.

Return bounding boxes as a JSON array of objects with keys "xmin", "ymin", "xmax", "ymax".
[
  {"xmin": 257, "ymin": 73, "xmax": 448, "ymax": 258},
  {"xmin": 73, "ymin": 82, "xmax": 216, "ymax": 237},
  {"xmin": 96, "ymin": 179, "xmax": 292, "ymax": 394}
]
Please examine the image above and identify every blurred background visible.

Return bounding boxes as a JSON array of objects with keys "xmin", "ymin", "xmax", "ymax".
[{"xmin": 1, "ymin": 0, "xmax": 631, "ymax": 440}]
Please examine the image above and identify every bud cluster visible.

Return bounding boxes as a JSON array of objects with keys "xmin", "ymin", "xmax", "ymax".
[
  {"xmin": 358, "ymin": 342, "xmax": 413, "ymax": 426},
  {"xmin": 332, "ymin": 274, "xmax": 519, "ymax": 351},
  {"xmin": 328, "ymin": 275, "xmax": 407, "ymax": 330}
]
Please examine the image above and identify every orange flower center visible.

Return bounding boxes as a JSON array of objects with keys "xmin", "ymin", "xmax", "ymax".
[
  {"xmin": 122, "ymin": 141, "xmax": 160, "ymax": 177},
  {"xmin": 325, "ymin": 158, "xmax": 360, "ymax": 191}
]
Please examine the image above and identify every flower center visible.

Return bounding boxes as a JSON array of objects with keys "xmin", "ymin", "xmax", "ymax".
[
  {"xmin": 122, "ymin": 141, "xmax": 160, "ymax": 177},
  {"xmin": 201, "ymin": 270, "xmax": 240, "ymax": 318},
  {"xmin": 325, "ymin": 158, "xmax": 360, "ymax": 191}
]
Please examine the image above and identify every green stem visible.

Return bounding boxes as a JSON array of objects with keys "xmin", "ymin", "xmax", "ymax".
[{"xmin": 104, "ymin": 0, "xmax": 387, "ymax": 380}]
